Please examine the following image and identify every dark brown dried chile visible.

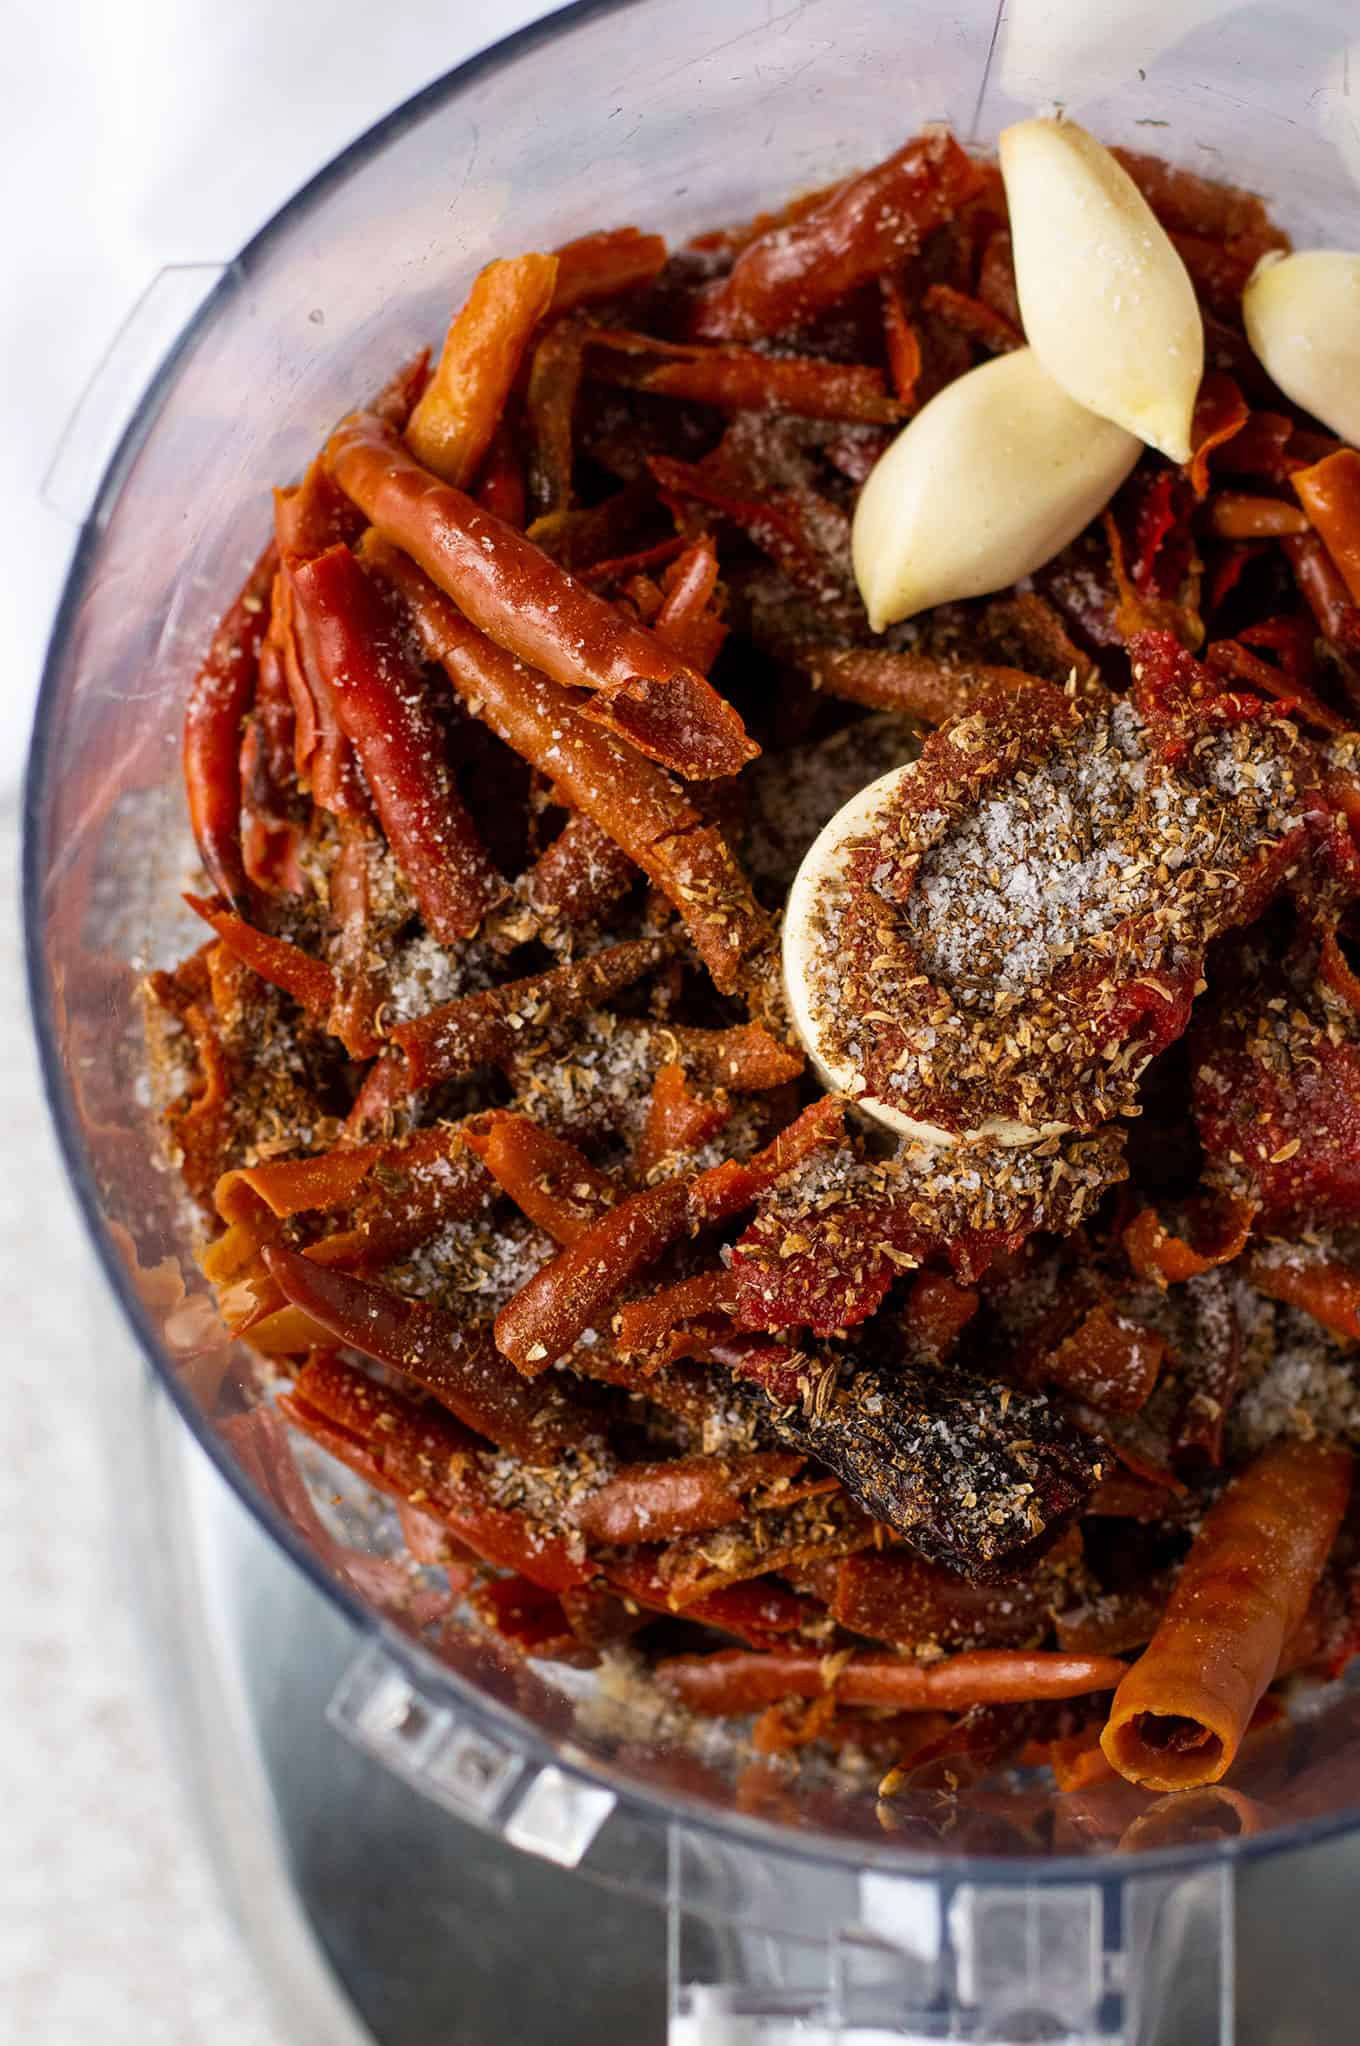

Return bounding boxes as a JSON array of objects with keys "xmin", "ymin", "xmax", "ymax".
[{"xmin": 764, "ymin": 1360, "xmax": 1103, "ymax": 1581}]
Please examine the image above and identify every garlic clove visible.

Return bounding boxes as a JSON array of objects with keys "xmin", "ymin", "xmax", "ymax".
[
  {"xmin": 782, "ymin": 766, "xmax": 921, "ymax": 1135},
  {"xmin": 1242, "ymin": 249, "xmax": 1360, "ymax": 448},
  {"xmin": 999, "ymin": 117, "xmax": 1203, "ymax": 462},
  {"xmin": 852, "ymin": 347, "xmax": 1139, "ymax": 631},
  {"xmin": 782, "ymin": 763, "xmax": 1070, "ymax": 1147}
]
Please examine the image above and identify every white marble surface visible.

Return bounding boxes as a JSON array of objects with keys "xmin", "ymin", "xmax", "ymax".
[
  {"xmin": 3, "ymin": 3, "xmax": 557, "ymax": 2038},
  {"xmin": 0, "ymin": 802, "xmax": 293, "ymax": 2044},
  {"xmin": 1, "ymin": 0, "xmax": 555, "ymax": 788}
]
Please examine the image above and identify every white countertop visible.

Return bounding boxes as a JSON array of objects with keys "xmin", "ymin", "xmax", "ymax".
[
  {"xmin": 0, "ymin": 799, "xmax": 291, "ymax": 2043},
  {"xmin": 2, "ymin": 5, "xmax": 557, "ymax": 2037},
  {"xmin": 1, "ymin": 0, "xmax": 556, "ymax": 788}
]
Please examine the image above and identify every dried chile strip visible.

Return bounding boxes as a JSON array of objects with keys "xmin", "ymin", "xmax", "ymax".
[
  {"xmin": 406, "ymin": 253, "xmax": 558, "ymax": 487},
  {"xmin": 1209, "ymin": 494, "xmax": 1309, "ymax": 540},
  {"xmin": 689, "ymin": 130, "xmax": 980, "ymax": 341},
  {"xmin": 264, "ymin": 1248, "xmax": 591, "ymax": 1459},
  {"xmin": 652, "ymin": 536, "xmax": 728, "ymax": 674},
  {"xmin": 637, "ymin": 1062, "xmax": 731, "ymax": 1175},
  {"xmin": 461, "ymin": 1112, "xmax": 620, "ymax": 1245},
  {"xmin": 523, "ymin": 813, "xmax": 638, "ymax": 928},
  {"xmin": 549, "ymin": 226, "xmax": 668, "ymax": 313},
  {"xmin": 288, "ymin": 543, "xmax": 505, "ymax": 938},
  {"xmin": 1285, "ymin": 534, "xmax": 1360, "ymax": 657},
  {"xmin": 280, "ymin": 1355, "xmax": 589, "ymax": 1591},
  {"xmin": 585, "ymin": 331, "xmax": 905, "ymax": 422},
  {"xmin": 278, "ymin": 563, "xmax": 369, "ymax": 817},
  {"xmin": 614, "ymin": 1270, "xmax": 737, "ymax": 1357},
  {"xmin": 657, "ymin": 1646, "xmax": 1126, "ymax": 1715},
  {"xmin": 391, "ymin": 934, "xmax": 672, "ymax": 1091},
  {"xmin": 183, "ymin": 540, "xmax": 277, "ymax": 905},
  {"xmin": 274, "ymin": 461, "xmax": 366, "ymax": 562},
  {"xmin": 831, "ymin": 1545, "xmax": 1072, "ymax": 1652},
  {"xmin": 1244, "ymin": 1252, "xmax": 1360, "ymax": 1344},
  {"xmin": 364, "ymin": 535, "xmax": 770, "ymax": 992},
  {"xmin": 1185, "ymin": 371, "xmax": 1250, "ymax": 497},
  {"xmin": 567, "ymin": 1450, "xmax": 805, "ymax": 1546},
  {"xmin": 921, "ymin": 281, "xmax": 1022, "ymax": 354},
  {"xmin": 1294, "ymin": 450, "xmax": 1360, "ymax": 606},
  {"xmin": 325, "ymin": 821, "xmax": 387, "ymax": 1058},
  {"xmin": 525, "ymin": 316, "xmax": 588, "ymax": 519},
  {"xmin": 494, "ymin": 1099, "xmax": 844, "ymax": 1374},
  {"xmin": 326, "ymin": 410, "xmax": 756, "ymax": 779},
  {"xmin": 182, "ymin": 893, "xmax": 335, "ymax": 1021},
  {"xmin": 1110, "ymin": 149, "xmax": 1288, "ymax": 245},
  {"xmin": 1102, "ymin": 1441, "xmax": 1351, "ymax": 1789},
  {"xmin": 880, "ymin": 274, "xmax": 922, "ymax": 403},
  {"xmin": 792, "ymin": 645, "xmax": 1045, "ymax": 725}
]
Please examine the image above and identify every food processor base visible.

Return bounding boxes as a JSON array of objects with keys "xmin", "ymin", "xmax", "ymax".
[{"xmin": 112, "ymin": 1353, "xmax": 1360, "ymax": 2046}]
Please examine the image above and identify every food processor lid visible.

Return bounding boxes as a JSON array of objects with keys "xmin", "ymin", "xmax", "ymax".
[{"xmin": 22, "ymin": 0, "xmax": 1360, "ymax": 2036}]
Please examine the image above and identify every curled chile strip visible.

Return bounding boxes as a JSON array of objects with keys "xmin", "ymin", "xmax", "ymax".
[
  {"xmin": 278, "ymin": 1355, "xmax": 591, "ymax": 1593},
  {"xmin": 1286, "ymin": 533, "xmax": 1360, "ymax": 656},
  {"xmin": 790, "ymin": 645, "xmax": 1044, "ymax": 726},
  {"xmin": 210, "ymin": 1118, "xmax": 488, "ymax": 1284},
  {"xmin": 1294, "ymin": 450, "xmax": 1360, "ymax": 608},
  {"xmin": 585, "ymin": 329, "xmax": 906, "ymax": 423},
  {"xmin": 1102, "ymin": 1441, "xmax": 1352, "ymax": 1789},
  {"xmin": 183, "ymin": 893, "xmax": 336, "ymax": 1021},
  {"xmin": 549, "ymin": 225, "xmax": 669, "ymax": 312},
  {"xmin": 1246, "ymin": 1252, "xmax": 1360, "ymax": 1344},
  {"xmin": 390, "ymin": 935, "xmax": 674, "ymax": 1092},
  {"xmin": 461, "ymin": 1112, "xmax": 620, "ymax": 1245},
  {"xmin": 636, "ymin": 1062, "xmax": 732, "ymax": 1176},
  {"xmin": 921, "ymin": 282, "xmax": 1022, "ymax": 355},
  {"xmin": 832, "ymin": 1539, "xmax": 1082, "ymax": 1653},
  {"xmin": 523, "ymin": 813, "xmax": 638, "ymax": 929},
  {"xmin": 274, "ymin": 459, "xmax": 367, "ymax": 562},
  {"xmin": 325, "ymin": 822, "xmax": 387, "ymax": 1059},
  {"xmin": 566, "ymin": 1451, "xmax": 807, "ymax": 1546},
  {"xmin": 406, "ymin": 252, "xmax": 558, "ymax": 488}
]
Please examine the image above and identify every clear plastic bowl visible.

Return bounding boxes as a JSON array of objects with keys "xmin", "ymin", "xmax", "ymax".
[{"xmin": 24, "ymin": 0, "xmax": 1360, "ymax": 2033}]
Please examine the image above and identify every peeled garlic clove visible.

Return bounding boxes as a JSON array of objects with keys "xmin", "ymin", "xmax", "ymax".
[
  {"xmin": 999, "ymin": 117, "xmax": 1203, "ymax": 462},
  {"xmin": 852, "ymin": 347, "xmax": 1139, "ymax": 631},
  {"xmin": 1242, "ymin": 249, "xmax": 1360, "ymax": 447},
  {"xmin": 782, "ymin": 766, "xmax": 924, "ymax": 1137}
]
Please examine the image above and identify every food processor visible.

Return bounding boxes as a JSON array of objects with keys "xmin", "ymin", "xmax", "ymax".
[{"xmin": 24, "ymin": 1, "xmax": 1360, "ymax": 2037}]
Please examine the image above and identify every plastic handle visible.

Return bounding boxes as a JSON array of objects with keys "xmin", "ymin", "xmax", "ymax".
[
  {"xmin": 327, "ymin": 1639, "xmax": 619, "ymax": 1868},
  {"xmin": 42, "ymin": 264, "xmax": 227, "ymax": 527}
]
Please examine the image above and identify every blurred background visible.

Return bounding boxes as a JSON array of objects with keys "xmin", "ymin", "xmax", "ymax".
[{"xmin": 2, "ymin": 5, "xmax": 555, "ymax": 2038}]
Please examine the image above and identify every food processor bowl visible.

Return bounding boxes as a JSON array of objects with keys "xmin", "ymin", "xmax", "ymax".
[{"xmin": 25, "ymin": 1, "xmax": 1360, "ymax": 2036}]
